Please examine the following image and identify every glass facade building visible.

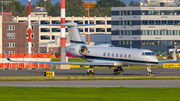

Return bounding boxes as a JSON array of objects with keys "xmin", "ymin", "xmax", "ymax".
[{"xmin": 111, "ymin": 7, "xmax": 180, "ymax": 55}]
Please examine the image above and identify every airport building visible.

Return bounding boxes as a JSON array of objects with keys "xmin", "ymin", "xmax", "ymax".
[
  {"xmin": 14, "ymin": 14, "xmax": 111, "ymax": 53},
  {"xmin": 0, "ymin": 5, "xmax": 111, "ymax": 54},
  {"xmin": 111, "ymin": 0, "xmax": 180, "ymax": 55},
  {"xmin": 0, "ymin": 11, "xmax": 39, "ymax": 54}
]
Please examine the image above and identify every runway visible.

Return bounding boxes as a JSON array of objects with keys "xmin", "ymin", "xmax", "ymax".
[
  {"xmin": 1, "ymin": 80, "xmax": 180, "ymax": 87},
  {"xmin": 0, "ymin": 68, "xmax": 180, "ymax": 76}
]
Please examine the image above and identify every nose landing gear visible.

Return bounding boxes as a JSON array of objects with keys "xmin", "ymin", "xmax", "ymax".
[{"xmin": 147, "ymin": 66, "xmax": 153, "ymax": 76}]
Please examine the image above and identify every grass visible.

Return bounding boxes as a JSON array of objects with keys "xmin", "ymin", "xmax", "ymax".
[
  {"xmin": 0, "ymin": 87, "xmax": 180, "ymax": 101},
  {"xmin": 1, "ymin": 76, "xmax": 180, "ymax": 81}
]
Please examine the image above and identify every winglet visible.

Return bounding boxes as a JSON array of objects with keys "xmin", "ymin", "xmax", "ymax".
[
  {"xmin": 3, "ymin": 49, "xmax": 11, "ymax": 61},
  {"xmin": 173, "ymin": 48, "xmax": 177, "ymax": 61}
]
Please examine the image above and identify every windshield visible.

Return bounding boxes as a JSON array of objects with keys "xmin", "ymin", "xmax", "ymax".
[{"xmin": 142, "ymin": 52, "xmax": 155, "ymax": 56}]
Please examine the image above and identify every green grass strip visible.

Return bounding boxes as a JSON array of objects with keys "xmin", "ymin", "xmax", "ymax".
[
  {"xmin": 0, "ymin": 76, "xmax": 180, "ymax": 81},
  {"xmin": 0, "ymin": 87, "xmax": 180, "ymax": 101}
]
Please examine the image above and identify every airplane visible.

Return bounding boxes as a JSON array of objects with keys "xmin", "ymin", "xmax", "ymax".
[{"xmin": 3, "ymin": 22, "xmax": 178, "ymax": 76}]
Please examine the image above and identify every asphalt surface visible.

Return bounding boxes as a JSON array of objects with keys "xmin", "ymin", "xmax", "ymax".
[
  {"xmin": 0, "ymin": 68, "xmax": 180, "ymax": 76},
  {"xmin": 1, "ymin": 80, "xmax": 180, "ymax": 87}
]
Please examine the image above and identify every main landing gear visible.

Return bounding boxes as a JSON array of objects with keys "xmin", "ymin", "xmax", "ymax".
[
  {"xmin": 87, "ymin": 66, "xmax": 94, "ymax": 75},
  {"xmin": 113, "ymin": 67, "xmax": 124, "ymax": 75},
  {"xmin": 147, "ymin": 66, "xmax": 153, "ymax": 76}
]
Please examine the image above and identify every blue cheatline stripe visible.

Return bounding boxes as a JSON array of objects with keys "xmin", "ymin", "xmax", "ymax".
[
  {"xmin": 70, "ymin": 40, "xmax": 87, "ymax": 44},
  {"xmin": 84, "ymin": 56, "xmax": 158, "ymax": 65}
]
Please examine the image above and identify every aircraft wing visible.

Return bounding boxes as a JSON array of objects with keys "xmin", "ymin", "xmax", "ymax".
[
  {"xmin": 3, "ymin": 50, "xmax": 114, "ymax": 66},
  {"xmin": 158, "ymin": 49, "xmax": 177, "ymax": 64}
]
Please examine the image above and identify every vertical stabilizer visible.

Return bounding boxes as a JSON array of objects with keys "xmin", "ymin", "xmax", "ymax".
[{"xmin": 67, "ymin": 22, "xmax": 86, "ymax": 44}]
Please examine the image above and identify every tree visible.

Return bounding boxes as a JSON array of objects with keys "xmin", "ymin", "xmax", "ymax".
[{"xmin": 129, "ymin": 1, "xmax": 134, "ymax": 6}]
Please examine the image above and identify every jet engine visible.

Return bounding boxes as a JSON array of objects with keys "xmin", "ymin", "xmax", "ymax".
[
  {"xmin": 66, "ymin": 44, "xmax": 88, "ymax": 56},
  {"xmin": 96, "ymin": 44, "xmax": 114, "ymax": 47}
]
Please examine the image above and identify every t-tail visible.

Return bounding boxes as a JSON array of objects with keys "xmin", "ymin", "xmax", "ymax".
[{"xmin": 67, "ymin": 22, "xmax": 87, "ymax": 44}]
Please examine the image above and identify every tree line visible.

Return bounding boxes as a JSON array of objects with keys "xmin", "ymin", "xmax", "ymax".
[{"xmin": 0, "ymin": 0, "xmax": 126, "ymax": 17}]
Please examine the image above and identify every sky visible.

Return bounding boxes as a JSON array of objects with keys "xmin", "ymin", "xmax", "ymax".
[{"xmin": 16, "ymin": 0, "xmax": 141, "ymax": 6}]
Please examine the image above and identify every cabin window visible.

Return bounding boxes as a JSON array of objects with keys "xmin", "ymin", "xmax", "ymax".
[
  {"xmin": 120, "ymin": 54, "xmax": 122, "ymax": 57},
  {"xmin": 124, "ymin": 54, "xmax": 127, "ymax": 58},
  {"xmin": 107, "ymin": 53, "xmax": 110, "ymax": 57},
  {"xmin": 112, "ymin": 53, "xmax": 114, "ymax": 57},
  {"xmin": 129, "ymin": 54, "xmax": 131, "ymax": 58},
  {"xmin": 103, "ymin": 53, "xmax": 106, "ymax": 56},
  {"xmin": 116, "ymin": 54, "xmax": 118, "ymax": 57}
]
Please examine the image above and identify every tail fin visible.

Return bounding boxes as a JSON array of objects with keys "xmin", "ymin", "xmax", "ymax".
[
  {"xmin": 66, "ymin": 22, "xmax": 86, "ymax": 44},
  {"xmin": 34, "ymin": 22, "xmax": 94, "ymax": 44}
]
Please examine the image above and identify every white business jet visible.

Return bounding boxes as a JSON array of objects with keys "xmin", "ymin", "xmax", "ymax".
[{"xmin": 3, "ymin": 22, "xmax": 177, "ymax": 76}]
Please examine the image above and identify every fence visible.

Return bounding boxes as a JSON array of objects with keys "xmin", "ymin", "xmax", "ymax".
[{"xmin": 0, "ymin": 53, "xmax": 52, "ymax": 68}]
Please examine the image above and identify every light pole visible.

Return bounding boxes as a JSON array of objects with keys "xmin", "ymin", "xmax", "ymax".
[{"xmin": 84, "ymin": 1, "xmax": 96, "ymax": 44}]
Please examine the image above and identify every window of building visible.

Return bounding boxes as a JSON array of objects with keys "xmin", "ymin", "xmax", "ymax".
[
  {"xmin": 162, "ymin": 30, "xmax": 167, "ymax": 35},
  {"xmin": 126, "ymin": 41, "xmax": 129, "ymax": 45},
  {"xmin": 7, "ymin": 43, "xmax": 15, "ymax": 47},
  {"xmin": 168, "ymin": 40, "xmax": 174, "ymax": 45},
  {"xmin": 7, "ymin": 33, "xmax": 15, "ymax": 39},
  {"xmin": 26, "ymin": 51, "xmax": 34, "ymax": 53},
  {"xmin": 123, "ymin": 31, "xmax": 126, "ymax": 35},
  {"xmin": 130, "ymin": 31, "xmax": 132, "ymax": 35},
  {"xmin": 26, "ymin": 43, "xmax": 34, "ymax": 47},
  {"xmin": 127, "ymin": 31, "xmax": 130, "ymax": 35},
  {"xmin": 41, "ymin": 35, "xmax": 50, "ymax": 40},
  {"xmin": 7, "ymin": 51, "xmax": 15, "ymax": 54},
  {"xmin": 26, "ymin": 26, "xmax": 34, "ymax": 30},
  {"xmin": 130, "ymin": 41, "xmax": 132, "ymax": 45},
  {"xmin": 52, "ymin": 36, "xmax": 55, "ymax": 40},
  {"xmin": 26, "ymin": 33, "xmax": 34, "ymax": 39},
  {"xmin": 155, "ymin": 40, "xmax": 160, "ymax": 45},
  {"xmin": 123, "ymin": 41, "xmax": 125, "ymax": 45},
  {"xmin": 142, "ymin": 41, "xmax": 145, "ymax": 45},
  {"xmin": 119, "ymin": 31, "xmax": 122, "ymax": 35},
  {"xmin": 7, "ymin": 25, "xmax": 15, "ymax": 30},
  {"xmin": 149, "ymin": 40, "xmax": 152, "ymax": 45},
  {"xmin": 149, "ymin": 30, "xmax": 152, "ymax": 35},
  {"xmin": 119, "ymin": 41, "xmax": 121, "ymax": 45},
  {"xmin": 143, "ymin": 30, "xmax": 147, "ymax": 35}
]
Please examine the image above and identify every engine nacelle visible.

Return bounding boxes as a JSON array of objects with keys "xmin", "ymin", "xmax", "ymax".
[
  {"xmin": 66, "ymin": 44, "xmax": 88, "ymax": 56},
  {"xmin": 95, "ymin": 44, "xmax": 114, "ymax": 47}
]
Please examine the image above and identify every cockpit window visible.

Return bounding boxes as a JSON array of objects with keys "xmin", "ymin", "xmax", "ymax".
[{"xmin": 142, "ymin": 52, "xmax": 155, "ymax": 56}]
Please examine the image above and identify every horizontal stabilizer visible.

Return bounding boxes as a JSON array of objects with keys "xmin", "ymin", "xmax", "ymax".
[{"xmin": 33, "ymin": 22, "xmax": 95, "ymax": 27}]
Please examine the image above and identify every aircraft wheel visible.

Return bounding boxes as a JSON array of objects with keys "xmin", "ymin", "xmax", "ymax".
[
  {"xmin": 113, "ymin": 69, "xmax": 118, "ymax": 75},
  {"xmin": 148, "ymin": 72, "xmax": 153, "ymax": 76},
  {"xmin": 87, "ymin": 70, "xmax": 94, "ymax": 75},
  {"xmin": 117, "ymin": 70, "xmax": 121, "ymax": 74}
]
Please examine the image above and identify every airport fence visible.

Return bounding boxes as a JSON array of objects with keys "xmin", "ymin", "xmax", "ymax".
[{"xmin": 0, "ymin": 53, "xmax": 52, "ymax": 68}]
